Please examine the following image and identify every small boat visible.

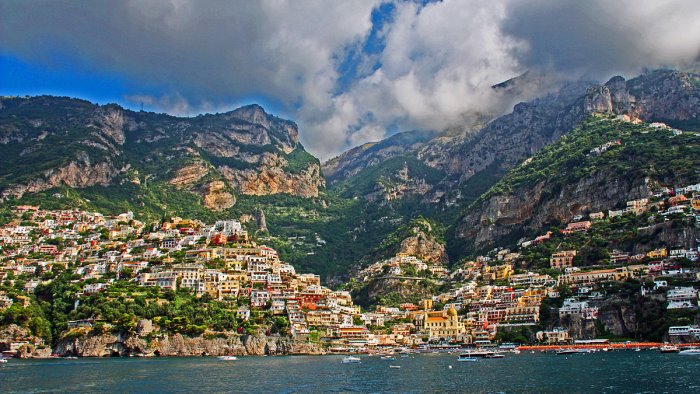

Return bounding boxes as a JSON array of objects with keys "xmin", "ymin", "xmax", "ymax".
[
  {"xmin": 65, "ymin": 356, "xmax": 78, "ymax": 360},
  {"xmin": 556, "ymin": 349, "xmax": 589, "ymax": 355},
  {"xmin": 679, "ymin": 348, "xmax": 700, "ymax": 355},
  {"xmin": 513, "ymin": 350, "xmax": 521, "ymax": 355},
  {"xmin": 0, "ymin": 359, "xmax": 8, "ymax": 364},
  {"xmin": 659, "ymin": 345, "xmax": 680, "ymax": 353},
  {"xmin": 457, "ymin": 354, "xmax": 478, "ymax": 362},
  {"xmin": 342, "ymin": 356, "xmax": 362, "ymax": 364},
  {"xmin": 380, "ymin": 355, "xmax": 396, "ymax": 360},
  {"xmin": 217, "ymin": 356, "xmax": 238, "ymax": 361},
  {"xmin": 389, "ymin": 365, "xmax": 401, "ymax": 369},
  {"xmin": 484, "ymin": 353, "xmax": 505, "ymax": 359},
  {"xmin": 635, "ymin": 348, "xmax": 642, "ymax": 352}
]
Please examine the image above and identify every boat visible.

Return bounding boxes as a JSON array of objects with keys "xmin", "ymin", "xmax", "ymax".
[
  {"xmin": 342, "ymin": 356, "xmax": 362, "ymax": 364},
  {"xmin": 0, "ymin": 359, "xmax": 7, "ymax": 364},
  {"xmin": 556, "ymin": 349, "xmax": 589, "ymax": 355},
  {"xmin": 484, "ymin": 353, "xmax": 505, "ymax": 359},
  {"xmin": 380, "ymin": 355, "xmax": 396, "ymax": 360},
  {"xmin": 457, "ymin": 354, "xmax": 478, "ymax": 362},
  {"xmin": 659, "ymin": 345, "xmax": 680, "ymax": 353},
  {"xmin": 679, "ymin": 348, "xmax": 700, "ymax": 355},
  {"xmin": 389, "ymin": 365, "xmax": 401, "ymax": 369},
  {"xmin": 217, "ymin": 356, "xmax": 238, "ymax": 361},
  {"xmin": 65, "ymin": 356, "xmax": 78, "ymax": 360}
]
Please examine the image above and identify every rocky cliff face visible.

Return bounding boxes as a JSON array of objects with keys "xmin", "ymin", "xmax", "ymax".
[
  {"xmin": 2, "ymin": 153, "xmax": 124, "ymax": 200},
  {"xmin": 0, "ymin": 97, "xmax": 324, "ymax": 207},
  {"xmin": 50, "ymin": 332, "xmax": 324, "ymax": 358},
  {"xmin": 0, "ymin": 324, "xmax": 52, "ymax": 358},
  {"xmin": 451, "ymin": 71, "xmax": 700, "ymax": 251},
  {"xmin": 220, "ymin": 156, "xmax": 324, "ymax": 198},
  {"xmin": 326, "ymin": 70, "xmax": 700, "ymax": 209},
  {"xmin": 397, "ymin": 224, "xmax": 448, "ymax": 264},
  {"xmin": 457, "ymin": 169, "xmax": 654, "ymax": 250},
  {"xmin": 202, "ymin": 181, "xmax": 235, "ymax": 211}
]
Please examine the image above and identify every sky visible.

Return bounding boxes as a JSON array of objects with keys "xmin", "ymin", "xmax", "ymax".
[{"xmin": 1, "ymin": 0, "xmax": 700, "ymax": 160}]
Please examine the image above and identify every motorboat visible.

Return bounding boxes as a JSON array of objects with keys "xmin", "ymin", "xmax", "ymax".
[
  {"xmin": 389, "ymin": 365, "xmax": 401, "ymax": 369},
  {"xmin": 380, "ymin": 355, "xmax": 396, "ymax": 360},
  {"xmin": 659, "ymin": 345, "xmax": 680, "ymax": 353},
  {"xmin": 217, "ymin": 356, "xmax": 238, "ymax": 361},
  {"xmin": 457, "ymin": 354, "xmax": 478, "ymax": 362},
  {"xmin": 678, "ymin": 348, "xmax": 700, "ymax": 355},
  {"xmin": 342, "ymin": 356, "xmax": 362, "ymax": 364},
  {"xmin": 556, "ymin": 349, "xmax": 589, "ymax": 355},
  {"xmin": 484, "ymin": 353, "xmax": 505, "ymax": 359}
]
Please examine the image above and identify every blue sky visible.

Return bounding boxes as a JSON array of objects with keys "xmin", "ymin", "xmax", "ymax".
[{"xmin": 2, "ymin": 0, "xmax": 699, "ymax": 159}]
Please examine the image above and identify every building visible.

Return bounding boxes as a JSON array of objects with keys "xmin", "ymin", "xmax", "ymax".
[
  {"xmin": 536, "ymin": 328, "xmax": 570, "ymax": 344},
  {"xmin": 561, "ymin": 221, "xmax": 592, "ymax": 235},
  {"xmin": 550, "ymin": 251, "xmax": 577, "ymax": 269},
  {"xmin": 414, "ymin": 307, "xmax": 466, "ymax": 340},
  {"xmin": 666, "ymin": 287, "xmax": 698, "ymax": 309}
]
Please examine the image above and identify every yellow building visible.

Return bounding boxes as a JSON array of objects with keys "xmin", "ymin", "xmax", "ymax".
[
  {"xmin": 647, "ymin": 248, "xmax": 668, "ymax": 259},
  {"xmin": 416, "ymin": 307, "xmax": 466, "ymax": 340},
  {"xmin": 550, "ymin": 250, "xmax": 577, "ymax": 269}
]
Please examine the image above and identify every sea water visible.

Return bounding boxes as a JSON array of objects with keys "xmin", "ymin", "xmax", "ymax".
[{"xmin": 2, "ymin": 351, "xmax": 699, "ymax": 393}]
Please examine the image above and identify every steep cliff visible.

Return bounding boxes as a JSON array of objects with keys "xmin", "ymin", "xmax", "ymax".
[
  {"xmin": 50, "ymin": 331, "xmax": 325, "ymax": 358},
  {"xmin": 0, "ymin": 97, "xmax": 324, "ymax": 214},
  {"xmin": 454, "ymin": 115, "xmax": 700, "ymax": 251}
]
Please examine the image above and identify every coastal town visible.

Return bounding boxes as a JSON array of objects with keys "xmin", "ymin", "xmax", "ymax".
[{"xmin": 1, "ymin": 179, "xmax": 699, "ymax": 358}]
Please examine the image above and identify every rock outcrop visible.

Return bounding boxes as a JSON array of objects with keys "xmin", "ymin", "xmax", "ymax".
[
  {"xmin": 398, "ymin": 223, "xmax": 448, "ymax": 264},
  {"xmin": 50, "ymin": 332, "xmax": 325, "ymax": 358},
  {"xmin": 221, "ymin": 161, "xmax": 324, "ymax": 198},
  {"xmin": 2, "ymin": 153, "xmax": 122, "ymax": 200},
  {"xmin": 169, "ymin": 161, "xmax": 209, "ymax": 188},
  {"xmin": 456, "ymin": 170, "xmax": 654, "ymax": 250},
  {"xmin": 202, "ymin": 181, "xmax": 235, "ymax": 211},
  {"xmin": 0, "ymin": 324, "xmax": 52, "ymax": 358}
]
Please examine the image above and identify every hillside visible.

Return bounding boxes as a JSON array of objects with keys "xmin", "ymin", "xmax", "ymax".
[
  {"xmin": 0, "ymin": 96, "xmax": 324, "ymax": 213},
  {"xmin": 325, "ymin": 70, "xmax": 700, "ymax": 214},
  {"xmin": 453, "ymin": 115, "xmax": 700, "ymax": 254}
]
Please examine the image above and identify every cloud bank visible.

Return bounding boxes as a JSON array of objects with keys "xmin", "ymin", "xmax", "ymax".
[{"xmin": 1, "ymin": 0, "xmax": 699, "ymax": 159}]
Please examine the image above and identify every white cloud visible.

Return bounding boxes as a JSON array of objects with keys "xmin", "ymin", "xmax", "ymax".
[
  {"xmin": 2, "ymin": 0, "xmax": 700, "ymax": 160},
  {"xmin": 305, "ymin": 0, "xmax": 525, "ymax": 158}
]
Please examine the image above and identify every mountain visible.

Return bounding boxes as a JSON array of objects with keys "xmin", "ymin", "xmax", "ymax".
[
  {"xmin": 326, "ymin": 70, "xmax": 700, "ymax": 211},
  {"xmin": 1, "ymin": 70, "xmax": 699, "ymax": 281},
  {"xmin": 323, "ymin": 69, "xmax": 700, "ymax": 261},
  {"xmin": 0, "ymin": 96, "xmax": 324, "ymax": 216},
  {"xmin": 454, "ymin": 115, "xmax": 700, "ymax": 253}
]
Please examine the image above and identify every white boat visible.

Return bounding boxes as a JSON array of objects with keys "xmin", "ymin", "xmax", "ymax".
[
  {"xmin": 679, "ymin": 348, "xmax": 700, "ymax": 355},
  {"xmin": 342, "ymin": 356, "xmax": 362, "ymax": 364},
  {"xmin": 457, "ymin": 354, "xmax": 478, "ymax": 362},
  {"xmin": 556, "ymin": 349, "xmax": 589, "ymax": 355},
  {"xmin": 0, "ymin": 359, "xmax": 8, "ymax": 364},
  {"xmin": 484, "ymin": 353, "xmax": 505, "ymax": 359},
  {"xmin": 217, "ymin": 356, "xmax": 238, "ymax": 361},
  {"xmin": 659, "ymin": 345, "xmax": 680, "ymax": 353},
  {"xmin": 389, "ymin": 365, "xmax": 401, "ymax": 369},
  {"xmin": 380, "ymin": 355, "xmax": 396, "ymax": 360}
]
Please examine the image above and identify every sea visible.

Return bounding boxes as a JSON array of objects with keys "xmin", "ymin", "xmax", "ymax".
[{"xmin": 1, "ymin": 351, "xmax": 699, "ymax": 393}]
